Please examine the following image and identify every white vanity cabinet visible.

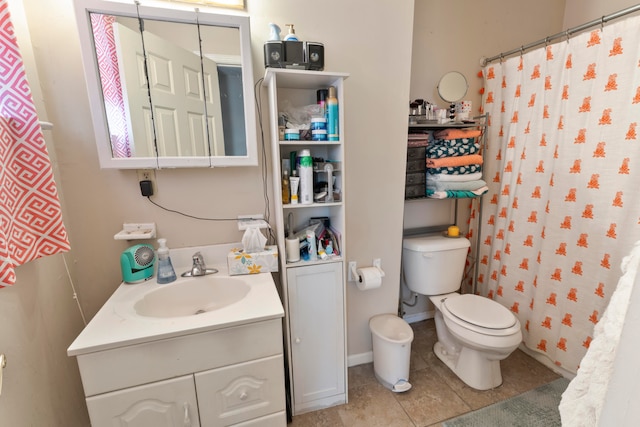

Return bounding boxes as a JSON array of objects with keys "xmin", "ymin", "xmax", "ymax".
[
  {"xmin": 263, "ymin": 68, "xmax": 349, "ymax": 415},
  {"xmin": 76, "ymin": 319, "xmax": 286, "ymax": 427}
]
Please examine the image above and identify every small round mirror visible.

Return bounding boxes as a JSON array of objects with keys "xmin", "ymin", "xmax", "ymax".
[{"xmin": 437, "ymin": 71, "xmax": 468, "ymax": 103}]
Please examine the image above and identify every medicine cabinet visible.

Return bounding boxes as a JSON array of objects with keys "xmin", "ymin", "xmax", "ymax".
[{"xmin": 73, "ymin": 0, "xmax": 258, "ymax": 168}]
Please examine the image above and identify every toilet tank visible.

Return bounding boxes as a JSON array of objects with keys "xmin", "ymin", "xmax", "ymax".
[{"xmin": 402, "ymin": 235, "xmax": 471, "ymax": 295}]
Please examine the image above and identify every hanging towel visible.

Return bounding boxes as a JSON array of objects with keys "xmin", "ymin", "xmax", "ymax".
[{"xmin": 0, "ymin": 0, "xmax": 70, "ymax": 287}]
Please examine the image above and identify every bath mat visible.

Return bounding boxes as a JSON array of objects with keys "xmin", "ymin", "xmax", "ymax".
[{"xmin": 442, "ymin": 378, "xmax": 570, "ymax": 427}]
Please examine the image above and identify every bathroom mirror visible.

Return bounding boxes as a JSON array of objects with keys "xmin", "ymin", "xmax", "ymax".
[
  {"xmin": 74, "ymin": 0, "xmax": 257, "ymax": 168},
  {"xmin": 437, "ymin": 71, "xmax": 468, "ymax": 103}
]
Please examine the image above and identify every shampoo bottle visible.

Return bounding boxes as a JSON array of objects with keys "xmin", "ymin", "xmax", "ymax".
[
  {"xmin": 298, "ymin": 149, "xmax": 314, "ymax": 205},
  {"xmin": 326, "ymin": 86, "xmax": 339, "ymax": 141},
  {"xmin": 156, "ymin": 238, "xmax": 177, "ymax": 284}
]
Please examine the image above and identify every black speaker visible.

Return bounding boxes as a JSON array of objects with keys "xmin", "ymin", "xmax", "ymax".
[
  {"xmin": 305, "ymin": 42, "xmax": 324, "ymax": 71},
  {"xmin": 284, "ymin": 40, "xmax": 304, "ymax": 65},
  {"xmin": 264, "ymin": 41, "xmax": 284, "ymax": 68}
]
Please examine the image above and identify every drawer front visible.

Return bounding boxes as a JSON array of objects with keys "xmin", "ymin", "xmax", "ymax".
[
  {"xmin": 78, "ymin": 319, "xmax": 283, "ymax": 396},
  {"xmin": 230, "ymin": 411, "xmax": 286, "ymax": 426},
  {"xmin": 196, "ymin": 355, "xmax": 286, "ymax": 427},
  {"xmin": 405, "ymin": 172, "xmax": 426, "ymax": 185},
  {"xmin": 406, "ymin": 146, "xmax": 426, "ymax": 160},
  {"xmin": 406, "ymin": 159, "xmax": 425, "ymax": 173},
  {"xmin": 405, "ymin": 184, "xmax": 426, "ymax": 198},
  {"xmin": 86, "ymin": 375, "xmax": 200, "ymax": 427}
]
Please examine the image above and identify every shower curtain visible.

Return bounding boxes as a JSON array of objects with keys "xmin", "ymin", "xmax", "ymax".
[{"xmin": 474, "ymin": 15, "xmax": 640, "ymax": 374}]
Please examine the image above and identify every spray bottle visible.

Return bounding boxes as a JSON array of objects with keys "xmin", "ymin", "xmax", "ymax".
[{"xmin": 326, "ymin": 86, "xmax": 339, "ymax": 141}]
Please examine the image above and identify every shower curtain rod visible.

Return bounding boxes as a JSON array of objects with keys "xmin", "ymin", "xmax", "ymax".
[{"xmin": 481, "ymin": 4, "xmax": 640, "ymax": 66}]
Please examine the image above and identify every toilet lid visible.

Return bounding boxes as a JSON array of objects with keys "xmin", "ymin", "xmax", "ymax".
[{"xmin": 443, "ymin": 294, "xmax": 516, "ymax": 329}]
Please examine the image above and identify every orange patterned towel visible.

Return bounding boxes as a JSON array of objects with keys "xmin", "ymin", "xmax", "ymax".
[
  {"xmin": 426, "ymin": 154, "xmax": 484, "ymax": 168},
  {"xmin": 433, "ymin": 128, "xmax": 482, "ymax": 139}
]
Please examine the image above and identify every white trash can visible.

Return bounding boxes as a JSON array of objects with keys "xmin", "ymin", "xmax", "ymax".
[{"xmin": 369, "ymin": 314, "xmax": 414, "ymax": 392}]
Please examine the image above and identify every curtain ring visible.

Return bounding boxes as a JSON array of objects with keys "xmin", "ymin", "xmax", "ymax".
[
  {"xmin": 565, "ymin": 29, "xmax": 570, "ymax": 43},
  {"xmin": 520, "ymin": 46, "xmax": 524, "ymax": 56},
  {"xmin": 500, "ymin": 53, "xmax": 504, "ymax": 63},
  {"xmin": 545, "ymin": 36, "xmax": 550, "ymax": 46},
  {"xmin": 601, "ymin": 16, "xmax": 605, "ymax": 31}
]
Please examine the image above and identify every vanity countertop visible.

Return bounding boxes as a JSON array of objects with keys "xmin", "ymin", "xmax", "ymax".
[{"xmin": 68, "ymin": 243, "xmax": 284, "ymax": 357}]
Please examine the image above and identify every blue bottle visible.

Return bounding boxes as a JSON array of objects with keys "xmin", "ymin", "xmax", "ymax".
[
  {"xmin": 326, "ymin": 86, "xmax": 339, "ymax": 141},
  {"xmin": 156, "ymin": 238, "xmax": 177, "ymax": 284}
]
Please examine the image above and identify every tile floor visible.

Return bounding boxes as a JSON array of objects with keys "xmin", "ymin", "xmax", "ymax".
[{"xmin": 289, "ymin": 319, "xmax": 561, "ymax": 427}]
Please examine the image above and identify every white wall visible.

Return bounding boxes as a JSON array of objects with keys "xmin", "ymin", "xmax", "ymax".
[
  {"xmin": 0, "ymin": 0, "xmax": 414, "ymax": 424},
  {"xmin": 403, "ymin": 0, "xmax": 566, "ymax": 320},
  {"xmin": 246, "ymin": 0, "xmax": 416, "ymax": 362}
]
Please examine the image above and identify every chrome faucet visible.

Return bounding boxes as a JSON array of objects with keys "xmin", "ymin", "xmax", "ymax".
[{"xmin": 181, "ymin": 252, "xmax": 218, "ymax": 277}]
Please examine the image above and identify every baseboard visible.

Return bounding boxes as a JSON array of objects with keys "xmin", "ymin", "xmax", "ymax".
[
  {"xmin": 348, "ymin": 351, "xmax": 373, "ymax": 367},
  {"xmin": 402, "ymin": 310, "xmax": 435, "ymax": 324}
]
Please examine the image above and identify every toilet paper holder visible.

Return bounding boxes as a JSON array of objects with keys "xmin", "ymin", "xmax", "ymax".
[{"xmin": 348, "ymin": 259, "xmax": 385, "ymax": 282}]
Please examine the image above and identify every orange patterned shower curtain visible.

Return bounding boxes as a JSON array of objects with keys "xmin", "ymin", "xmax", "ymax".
[{"xmin": 474, "ymin": 15, "xmax": 640, "ymax": 373}]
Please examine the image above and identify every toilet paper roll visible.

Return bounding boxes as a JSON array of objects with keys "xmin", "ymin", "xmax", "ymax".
[{"xmin": 356, "ymin": 267, "xmax": 383, "ymax": 290}]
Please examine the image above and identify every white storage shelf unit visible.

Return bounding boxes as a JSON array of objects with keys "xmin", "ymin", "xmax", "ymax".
[{"xmin": 263, "ymin": 68, "xmax": 349, "ymax": 415}]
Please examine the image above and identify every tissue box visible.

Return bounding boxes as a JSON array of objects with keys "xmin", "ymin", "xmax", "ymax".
[{"xmin": 227, "ymin": 245, "xmax": 279, "ymax": 275}]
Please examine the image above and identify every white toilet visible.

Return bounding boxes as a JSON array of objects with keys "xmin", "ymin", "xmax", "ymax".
[{"xmin": 402, "ymin": 234, "xmax": 522, "ymax": 390}]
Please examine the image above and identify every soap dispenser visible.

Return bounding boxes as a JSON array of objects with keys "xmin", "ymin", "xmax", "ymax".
[
  {"xmin": 156, "ymin": 238, "xmax": 177, "ymax": 284},
  {"xmin": 284, "ymin": 24, "xmax": 298, "ymax": 41}
]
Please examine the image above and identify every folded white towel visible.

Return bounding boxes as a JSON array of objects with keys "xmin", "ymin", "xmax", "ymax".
[{"xmin": 427, "ymin": 171, "xmax": 483, "ymax": 182}]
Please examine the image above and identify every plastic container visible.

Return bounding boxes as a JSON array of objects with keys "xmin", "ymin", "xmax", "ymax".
[
  {"xmin": 310, "ymin": 117, "xmax": 327, "ymax": 131},
  {"xmin": 284, "ymin": 129, "xmax": 300, "ymax": 141},
  {"xmin": 369, "ymin": 314, "xmax": 413, "ymax": 392},
  {"xmin": 156, "ymin": 238, "xmax": 177, "ymax": 284},
  {"xmin": 298, "ymin": 149, "xmax": 313, "ymax": 204},
  {"xmin": 312, "ymin": 129, "xmax": 327, "ymax": 141}
]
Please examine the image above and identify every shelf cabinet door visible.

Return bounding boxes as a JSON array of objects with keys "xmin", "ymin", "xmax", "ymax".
[
  {"xmin": 86, "ymin": 375, "xmax": 200, "ymax": 427},
  {"xmin": 286, "ymin": 262, "xmax": 345, "ymax": 408}
]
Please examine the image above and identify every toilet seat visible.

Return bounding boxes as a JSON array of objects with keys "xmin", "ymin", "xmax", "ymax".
[{"xmin": 441, "ymin": 294, "xmax": 520, "ymax": 337}]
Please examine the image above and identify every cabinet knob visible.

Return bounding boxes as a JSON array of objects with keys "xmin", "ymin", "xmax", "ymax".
[
  {"xmin": 183, "ymin": 403, "xmax": 191, "ymax": 426},
  {"xmin": 239, "ymin": 391, "xmax": 248, "ymax": 401},
  {"xmin": 295, "ymin": 337, "xmax": 301, "ymax": 344}
]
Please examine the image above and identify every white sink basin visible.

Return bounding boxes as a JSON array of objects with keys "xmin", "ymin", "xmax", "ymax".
[
  {"xmin": 68, "ymin": 243, "xmax": 284, "ymax": 357},
  {"xmin": 133, "ymin": 276, "xmax": 251, "ymax": 318}
]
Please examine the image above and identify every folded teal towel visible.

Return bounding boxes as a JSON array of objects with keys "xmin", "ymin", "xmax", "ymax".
[{"xmin": 427, "ymin": 186, "xmax": 489, "ymax": 199}]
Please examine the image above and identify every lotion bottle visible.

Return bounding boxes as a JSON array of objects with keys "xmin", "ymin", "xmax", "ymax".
[
  {"xmin": 326, "ymin": 86, "xmax": 339, "ymax": 141},
  {"xmin": 284, "ymin": 24, "xmax": 298, "ymax": 41},
  {"xmin": 298, "ymin": 149, "xmax": 314, "ymax": 205},
  {"xmin": 156, "ymin": 238, "xmax": 177, "ymax": 284}
]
